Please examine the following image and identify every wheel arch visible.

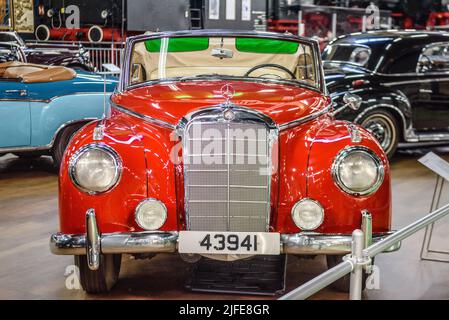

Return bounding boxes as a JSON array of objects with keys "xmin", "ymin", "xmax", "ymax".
[
  {"xmin": 353, "ymin": 103, "xmax": 407, "ymax": 142},
  {"xmin": 50, "ymin": 118, "xmax": 97, "ymax": 151}
]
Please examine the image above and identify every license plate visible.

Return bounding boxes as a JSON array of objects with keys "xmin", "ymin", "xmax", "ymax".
[{"xmin": 178, "ymin": 231, "xmax": 280, "ymax": 255}]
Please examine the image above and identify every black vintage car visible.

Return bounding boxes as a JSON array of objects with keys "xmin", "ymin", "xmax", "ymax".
[{"xmin": 323, "ymin": 30, "xmax": 449, "ymax": 157}]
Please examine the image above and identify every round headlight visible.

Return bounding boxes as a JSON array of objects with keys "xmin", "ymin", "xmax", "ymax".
[
  {"xmin": 332, "ymin": 147, "xmax": 384, "ymax": 196},
  {"xmin": 291, "ymin": 199, "xmax": 324, "ymax": 231},
  {"xmin": 135, "ymin": 199, "xmax": 167, "ymax": 231},
  {"xmin": 69, "ymin": 144, "xmax": 121, "ymax": 194}
]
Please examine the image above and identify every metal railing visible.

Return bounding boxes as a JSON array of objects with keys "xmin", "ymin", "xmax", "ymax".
[
  {"xmin": 26, "ymin": 40, "xmax": 125, "ymax": 71},
  {"xmin": 88, "ymin": 45, "xmax": 124, "ymax": 71},
  {"xmin": 279, "ymin": 202, "xmax": 449, "ymax": 300}
]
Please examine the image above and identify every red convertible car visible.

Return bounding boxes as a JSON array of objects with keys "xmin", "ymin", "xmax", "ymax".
[{"xmin": 50, "ymin": 30, "xmax": 399, "ymax": 294}]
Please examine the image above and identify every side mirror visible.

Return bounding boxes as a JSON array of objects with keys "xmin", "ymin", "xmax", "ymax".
[
  {"xmin": 343, "ymin": 93, "xmax": 362, "ymax": 111},
  {"xmin": 332, "ymin": 93, "xmax": 362, "ymax": 117}
]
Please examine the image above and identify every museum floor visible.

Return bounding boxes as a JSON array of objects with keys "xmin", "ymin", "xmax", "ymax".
[{"xmin": 1, "ymin": 147, "xmax": 448, "ymax": 300}]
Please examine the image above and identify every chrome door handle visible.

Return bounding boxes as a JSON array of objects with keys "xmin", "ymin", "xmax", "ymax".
[
  {"xmin": 4, "ymin": 89, "xmax": 28, "ymax": 96},
  {"xmin": 419, "ymin": 89, "xmax": 433, "ymax": 94}
]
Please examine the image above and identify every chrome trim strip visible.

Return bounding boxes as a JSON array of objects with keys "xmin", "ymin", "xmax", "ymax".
[
  {"xmin": 0, "ymin": 98, "xmax": 49, "ymax": 103},
  {"xmin": 278, "ymin": 102, "xmax": 332, "ymax": 131},
  {"xmin": 111, "ymin": 102, "xmax": 176, "ymax": 130},
  {"xmin": 417, "ymin": 132, "xmax": 449, "ymax": 142},
  {"xmin": 68, "ymin": 143, "xmax": 122, "ymax": 195},
  {"xmin": 382, "ymin": 78, "xmax": 449, "ymax": 87},
  {"xmin": 331, "ymin": 146, "xmax": 385, "ymax": 197},
  {"xmin": 49, "ymin": 231, "xmax": 400, "ymax": 255},
  {"xmin": 85, "ymin": 209, "xmax": 100, "ymax": 271},
  {"xmin": 0, "ymin": 92, "xmax": 113, "ymax": 104}
]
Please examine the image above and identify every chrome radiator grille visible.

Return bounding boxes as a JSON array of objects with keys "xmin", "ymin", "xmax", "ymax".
[{"xmin": 183, "ymin": 119, "xmax": 271, "ymax": 232}]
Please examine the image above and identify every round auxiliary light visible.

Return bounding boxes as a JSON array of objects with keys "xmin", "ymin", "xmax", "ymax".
[
  {"xmin": 332, "ymin": 146, "xmax": 384, "ymax": 196},
  {"xmin": 135, "ymin": 199, "xmax": 167, "ymax": 231},
  {"xmin": 69, "ymin": 144, "xmax": 122, "ymax": 194},
  {"xmin": 291, "ymin": 199, "xmax": 324, "ymax": 231}
]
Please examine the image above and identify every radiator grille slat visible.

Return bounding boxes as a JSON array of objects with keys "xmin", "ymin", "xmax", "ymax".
[{"xmin": 184, "ymin": 120, "xmax": 270, "ymax": 232}]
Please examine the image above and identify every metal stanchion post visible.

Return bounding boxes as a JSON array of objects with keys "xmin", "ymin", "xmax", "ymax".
[
  {"xmin": 349, "ymin": 229, "xmax": 364, "ymax": 300},
  {"xmin": 332, "ymin": 13, "xmax": 337, "ymax": 40}
]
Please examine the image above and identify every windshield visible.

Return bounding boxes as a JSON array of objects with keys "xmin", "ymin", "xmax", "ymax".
[
  {"xmin": 127, "ymin": 36, "xmax": 320, "ymax": 90},
  {"xmin": 322, "ymin": 44, "xmax": 372, "ymax": 69}
]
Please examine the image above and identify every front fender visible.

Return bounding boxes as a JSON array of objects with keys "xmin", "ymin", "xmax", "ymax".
[
  {"xmin": 59, "ymin": 115, "xmax": 147, "ymax": 234},
  {"xmin": 306, "ymin": 120, "xmax": 391, "ymax": 234}
]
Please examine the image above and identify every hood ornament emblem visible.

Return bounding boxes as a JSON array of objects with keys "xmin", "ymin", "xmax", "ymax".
[
  {"xmin": 220, "ymin": 84, "xmax": 235, "ymax": 120},
  {"xmin": 220, "ymin": 84, "xmax": 235, "ymax": 104}
]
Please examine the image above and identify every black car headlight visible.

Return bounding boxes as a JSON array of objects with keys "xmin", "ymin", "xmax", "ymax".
[
  {"xmin": 332, "ymin": 146, "xmax": 384, "ymax": 196},
  {"xmin": 69, "ymin": 143, "xmax": 122, "ymax": 194}
]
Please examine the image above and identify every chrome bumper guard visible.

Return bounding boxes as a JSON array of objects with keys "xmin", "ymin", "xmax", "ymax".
[{"xmin": 50, "ymin": 209, "xmax": 400, "ymax": 265}]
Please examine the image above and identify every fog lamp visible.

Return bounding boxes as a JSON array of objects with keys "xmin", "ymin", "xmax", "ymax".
[
  {"xmin": 291, "ymin": 199, "xmax": 324, "ymax": 231},
  {"xmin": 135, "ymin": 199, "xmax": 167, "ymax": 231}
]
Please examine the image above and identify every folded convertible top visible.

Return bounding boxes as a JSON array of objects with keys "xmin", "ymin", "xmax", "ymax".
[{"xmin": 0, "ymin": 61, "xmax": 76, "ymax": 83}]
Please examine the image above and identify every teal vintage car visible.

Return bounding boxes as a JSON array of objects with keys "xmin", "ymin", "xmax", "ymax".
[{"xmin": 0, "ymin": 61, "xmax": 117, "ymax": 166}]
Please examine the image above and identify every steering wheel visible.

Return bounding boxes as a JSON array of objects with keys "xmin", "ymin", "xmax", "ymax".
[{"xmin": 244, "ymin": 63, "xmax": 296, "ymax": 79}]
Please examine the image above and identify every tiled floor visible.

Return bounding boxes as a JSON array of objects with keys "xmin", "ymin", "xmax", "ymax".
[{"xmin": 0, "ymin": 146, "xmax": 448, "ymax": 300}]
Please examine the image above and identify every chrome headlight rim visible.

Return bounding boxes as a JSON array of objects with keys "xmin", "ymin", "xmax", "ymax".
[
  {"xmin": 331, "ymin": 146, "xmax": 384, "ymax": 196},
  {"xmin": 134, "ymin": 198, "xmax": 168, "ymax": 231},
  {"xmin": 291, "ymin": 198, "xmax": 325, "ymax": 231},
  {"xmin": 69, "ymin": 143, "xmax": 122, "ymax": 195}
]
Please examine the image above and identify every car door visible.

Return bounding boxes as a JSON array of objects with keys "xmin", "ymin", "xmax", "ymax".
[
  {"xmin": 413, "ymin": 42, "xmax": 449, "ymax": 132},
  {"xmin": 0, "ymin": 79, "xmax": 30, "ymax": 148}
]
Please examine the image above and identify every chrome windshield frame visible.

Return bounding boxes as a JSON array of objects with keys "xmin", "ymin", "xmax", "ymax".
[{"xmin": 119, "ymin": 30, "xmax": 326, "ymax": 94}]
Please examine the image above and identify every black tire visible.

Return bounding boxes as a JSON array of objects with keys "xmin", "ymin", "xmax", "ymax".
[
  {"xmin": 359, "ymin": 109, "xmax": 399, "ymax": 159},
  {"xmin": 51, "ymin": 124, "xmax": 85, "ymax": 169},
  {"xmin": 75, "ymin": 254, "xmax": 122, "ymax": 294},
  {"xmin": 326, "ymin": 255, "xmax": 372, "ymax": 292}
]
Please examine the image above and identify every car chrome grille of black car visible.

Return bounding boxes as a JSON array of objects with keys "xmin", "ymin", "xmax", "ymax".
[{"xmin": 183, "ymin": 120, "xmax": 271, "ymax": 232}]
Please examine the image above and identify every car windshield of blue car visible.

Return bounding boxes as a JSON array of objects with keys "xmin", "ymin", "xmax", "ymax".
[
  {"xmin": 322, "ymin": 44, "xmax": 372, "ymax": 69},
  {"xmin": 128, "ymin": 36, "xmax": 319, "ymax": 90}
]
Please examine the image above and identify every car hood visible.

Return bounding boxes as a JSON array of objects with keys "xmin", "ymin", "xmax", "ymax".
[{"xmin": 112, "ymin": 80, "xmax": 330, "ymax": 127}]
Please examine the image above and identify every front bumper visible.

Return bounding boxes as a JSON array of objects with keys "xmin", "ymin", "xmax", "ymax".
[
  {"xmin": 50, "ymin": 230, "xmax": 400, "ymax": 256},
  {"xmin": 50, "ymin": 209, "xmax": 400, "ymax": 269}
]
